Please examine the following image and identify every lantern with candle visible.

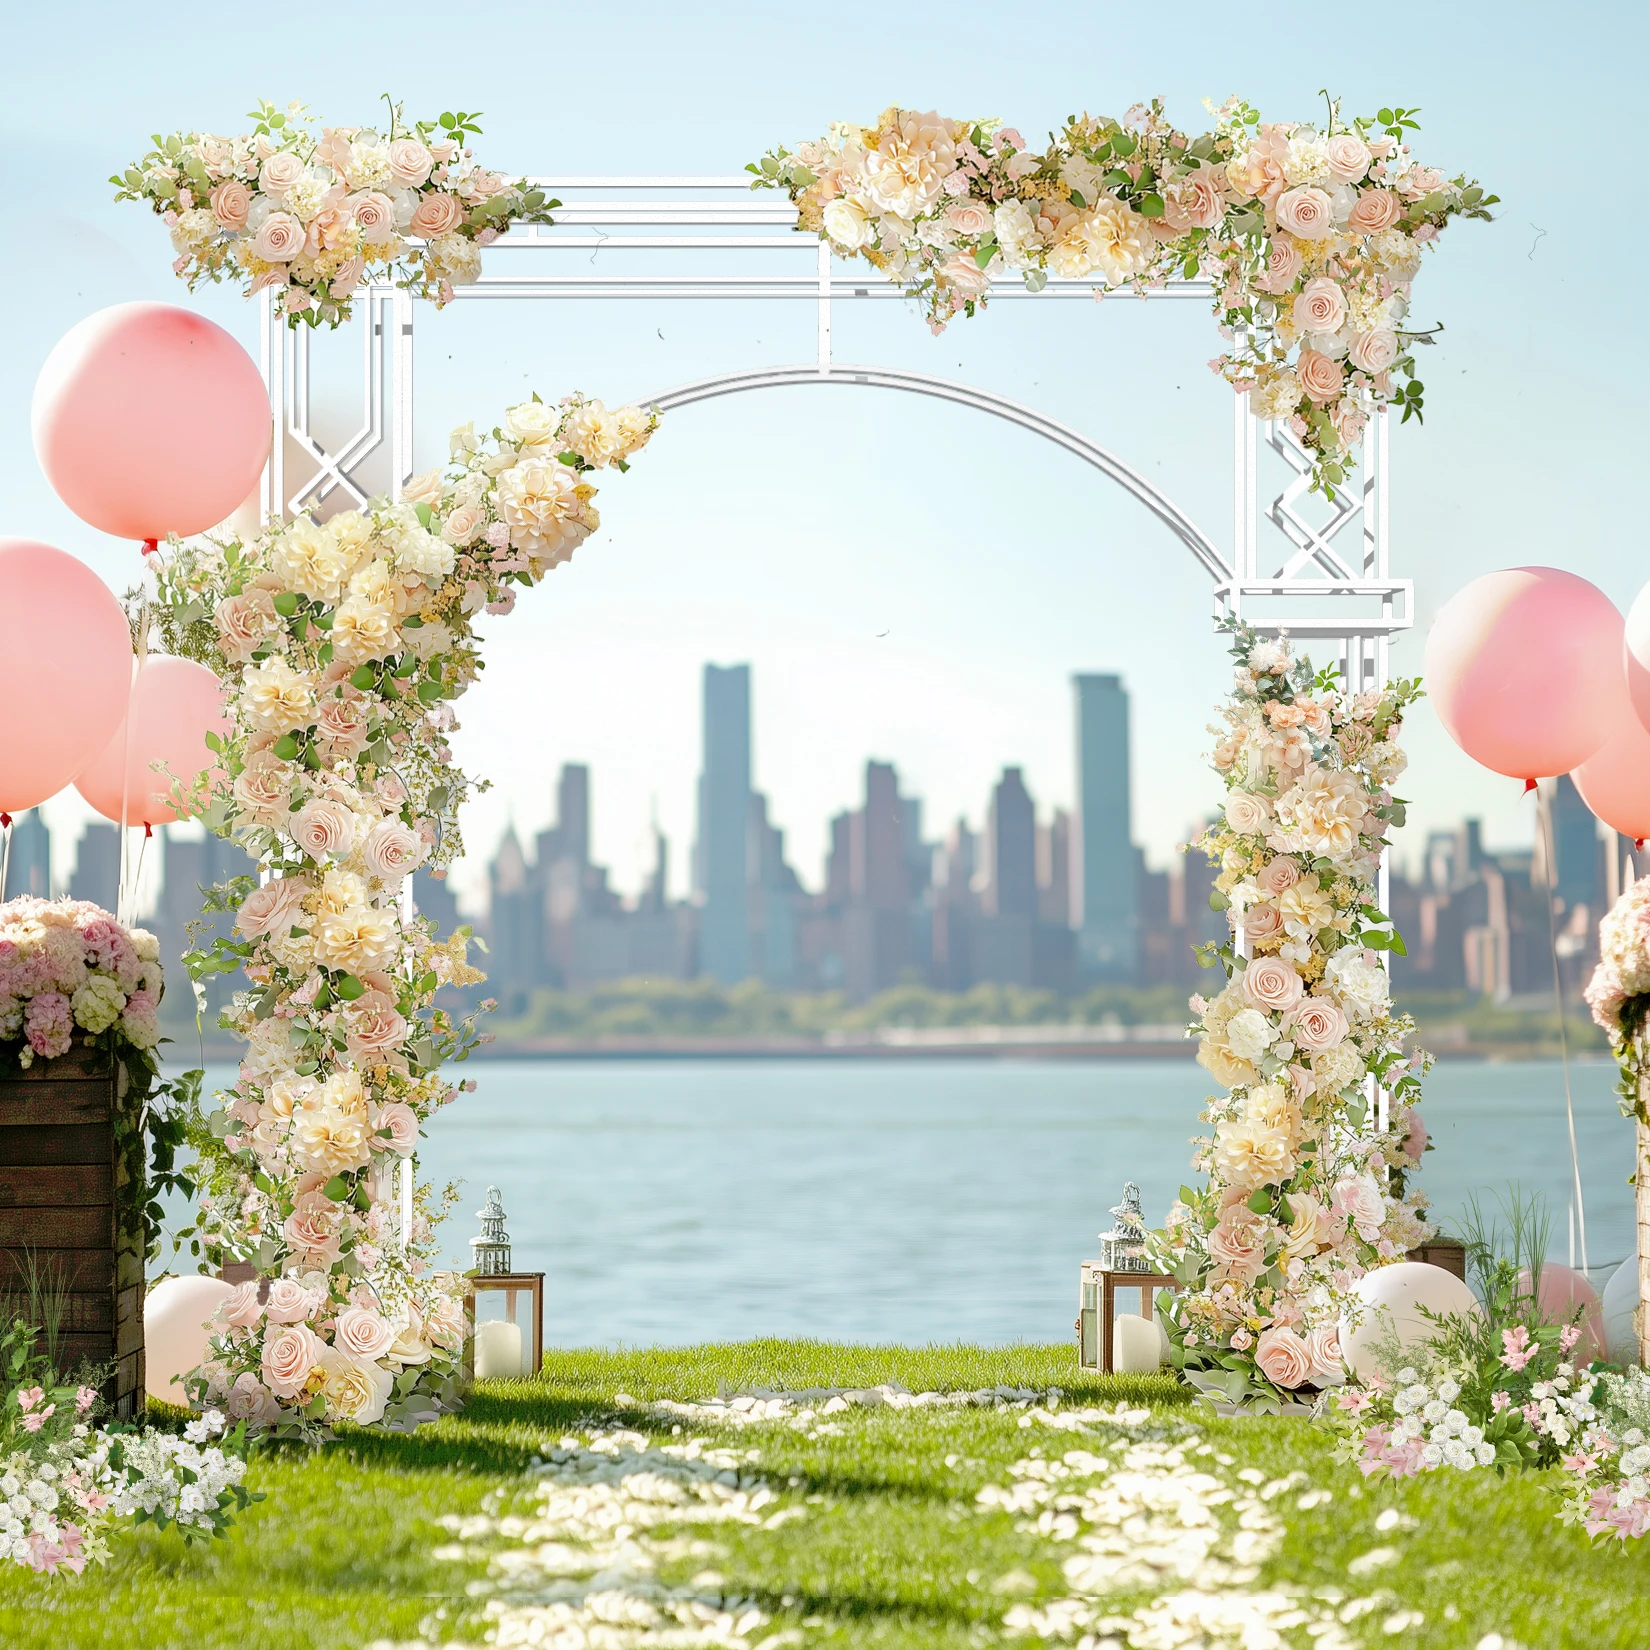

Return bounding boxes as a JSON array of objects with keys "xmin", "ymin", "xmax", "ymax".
[
  {"xmin": 464, "ymin": 1186, "xmax": 545, "ymax": 1380},
  {"xmin": 1076, "ymin": 1183, "xmax": 1178, "ymax": 1374}
]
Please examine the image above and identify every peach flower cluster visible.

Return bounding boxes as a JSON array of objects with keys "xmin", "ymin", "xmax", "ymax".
[
  {"xmin": 149, "ymin": 390, "xmax": 655, "ymax": 1438},
  {"xmin": 754, "ymin": 97, "xmax": 1491, "ymax": 494},
  {"xmin": 116, "ymin": 99, "xmax": 558, "ymax": 325},
  {"xmin": 1154, "ymin": 621, "xmax": 1433, "ymax": 1406}
]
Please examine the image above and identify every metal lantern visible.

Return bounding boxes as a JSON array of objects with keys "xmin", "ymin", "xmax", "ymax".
[
  {"xmin": 464, "ymin": 1187, "xmax": 545, "ymax": 1379},
  {"xmin": 1076, "ymin": 1182, "xmax": 1179, "ymax": 1373}
]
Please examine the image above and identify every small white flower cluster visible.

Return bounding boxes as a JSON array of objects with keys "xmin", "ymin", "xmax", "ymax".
[
  {"xmin": 1389, "ymin": 1369, "xmax": 1496, "ymax": 1469},
  {"xmin": 105, "ymin": 1412, "xmax": 248, "ymax": 1531}
]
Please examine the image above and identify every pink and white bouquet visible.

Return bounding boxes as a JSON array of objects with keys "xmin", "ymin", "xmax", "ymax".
[
  {"xmin": 1551, "ymin": 1367, "xmax": 1650, "ymax": 1543},
  {"xmin": 0, "ymin": 898, "xmax": 163, "ymax": 1070},
  {"xmin": 1585, "ymin": 878, "xmax": 1650, "ymax": 1126},
  {"xmin": 148, "ymin": 390, "xmax": 656, "ymax": 1437},
  {"xmin": 753, "ymin": 98, "xmax": 1493, "ymax": 494},
  {"xmin": 115, "ymin": 100, "xmax": 558, "ymax": 326},
  {"xmin": 2, "ymin": 1315, "xmax": 260, "ymax": 1576},
  {"xmin": 1154, "ymin": 621, "xmax": 1432, "ymax": 1408}
]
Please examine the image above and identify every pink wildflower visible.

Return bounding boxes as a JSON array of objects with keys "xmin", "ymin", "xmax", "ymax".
[
  {"xmin": 1490, "ymin": 1390, "xmax": 1511, "ymax": 1413},
  {"xmin": 16, "ymin": 1385, "xmax": 43, "ymax": 1412},
  {"xmin": 1558, "ymin": 1325, "xmax": 1581, "ymax": 1354},
  {"xmin": 75, "ymin": 1385, "xmax": 97, "ymax": 1415},
  {"xmin": 1562, "ymin": 1451, "xmax": 1598, "ymax": 1474},
  {"xmin": 1500, "ymin": 1326, "xmax": 1535, "ymax": 1372},
  {"xmin": 21, "ymin": 1405, "xmax": 54, "ymax": 1432}
]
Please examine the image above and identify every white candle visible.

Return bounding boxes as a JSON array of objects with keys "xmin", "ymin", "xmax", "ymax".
[
  {"xmin": 1112, "ymin": 1313, "xmax": 1162, "ymax": 1374},
  {"xmin": 474, "ymin": 1318, "xmax": 522, "ymax": 1379}
]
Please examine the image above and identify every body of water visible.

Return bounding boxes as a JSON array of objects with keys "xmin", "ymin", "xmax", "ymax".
[{"xmin": 178, "ymin": 1055, "xmax": 1637, "ymax": 1346}]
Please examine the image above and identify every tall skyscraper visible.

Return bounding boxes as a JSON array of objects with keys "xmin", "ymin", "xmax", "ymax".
[
  {"xmin": 695, "ymin": 663, "xmax": 752, "ymax": 983},
  {"xmin": 983, "ymin": 767, "xmax": 1037, "ymax": 919},
  {"xmin": 1543, "ymin": 775, "xmax": 1603, "ymax": 913},
  {"xmin": 70, "ymin": 823, "xmax": 122, "ymax": 911},
  {"xmin": 5, "ymin": 811, "xmax": 51, "ymax": 899},
  {"xmin": 1072, "ymin": 674, "xmax": 1139, "ymax": 982}
]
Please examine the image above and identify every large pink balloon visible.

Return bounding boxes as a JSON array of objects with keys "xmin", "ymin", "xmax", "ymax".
[
  {"xmin": 1622, "ymin": 578, "xmax": 1650, "ymax": 735},
  {"xmin": 1572, "ymin": 684, "xmax": 1650, "ymax": 847},
  {"xmin": 32, "ymin": 302, "xmax": 271, "ymax": 543},
  {"xmin": 1425, "ymin": 567, "xmax": 1622, "ymax": 782},
  {"xmin": 1518, "ymin": 1263, "xmax": 1606, "ymax": 1365},
  {"xmin": 0, "ymin": 540, "xmax": 131, "ymax": 815},
  {"xmin": 74, "ymin": 656, "xmax": 229, "ymax": 828}
]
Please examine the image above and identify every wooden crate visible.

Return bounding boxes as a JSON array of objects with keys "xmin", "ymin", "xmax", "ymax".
[
  {"xmin": 1407, "ymin": 1239, "xmax": 1468, "ymax": 1280},
  {"xmin": 0, "ymin": 1044, "xmax": 145, "ymax": 1417}
]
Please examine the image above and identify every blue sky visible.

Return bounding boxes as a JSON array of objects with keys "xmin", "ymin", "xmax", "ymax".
[{"xmin": 2, "ymin": 2, "xmax": 1645, "ymax": 911}]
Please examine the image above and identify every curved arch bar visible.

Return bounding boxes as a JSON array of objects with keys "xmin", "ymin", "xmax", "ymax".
[{"xmin": 642, "ymin": 364, "xmax": 1230, "ymax": 582}]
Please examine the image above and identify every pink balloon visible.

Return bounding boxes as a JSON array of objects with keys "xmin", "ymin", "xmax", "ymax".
[
  {"xmin": 1622, "ymin": 578, "xmax": 1650, "ymax": 735},
  {"xmin": 1572, "ymin": 685, "xmax": 1650, "ymax": 847},
  {"xmin": 0, "ymin": 540, "xmax": 131, "ymax": 816},
  {"xmin": 74, "ymin": 656, "xmax": 230, "ymax": 828},
  {"xmin": 1425, "ymin": 567, "xmax": 1623, "ymax": 782},
  {"xmin": 32, "ymin": 302, "xmax": 271, "ymax": 544},
  {"xmin": 1518, "ymin": 1263, "xmax": 1606, "ymax": 1365}
]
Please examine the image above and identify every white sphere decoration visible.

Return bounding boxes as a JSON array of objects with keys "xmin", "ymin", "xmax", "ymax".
[
  {"xmin": 144, "ymin": 1275, "xmax": 234, "ymax": 1405},
  {"xmin": 1339, "ymin": 1262, "xmax": 1482, "ymax": 1384},
  {"xmin": 1600, "ymin": 1261, "xmax": 1642, "ymax": 1367}
]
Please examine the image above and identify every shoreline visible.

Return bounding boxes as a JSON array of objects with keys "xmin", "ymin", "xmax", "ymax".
[{"xmin": 166, "ymin": 1034, "xmax": 1609, "ymax": 1064}]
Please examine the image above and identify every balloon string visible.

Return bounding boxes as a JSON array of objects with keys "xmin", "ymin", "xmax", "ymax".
[
  {"xmin": 115, "ymin": 580, "xmax": 152, "ymax": 924},
  {"xmin": 1538, "ymin": 785, "xmax": 1589, "ymax": 1274},
  {"xmin": 0, "ymin": 817, "xmax": 10, "ymax": 904}
]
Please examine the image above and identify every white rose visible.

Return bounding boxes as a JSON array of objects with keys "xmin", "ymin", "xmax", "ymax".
[{"xmin": 822, "ymin": 198, "xmax": 873, "ymax": 250}]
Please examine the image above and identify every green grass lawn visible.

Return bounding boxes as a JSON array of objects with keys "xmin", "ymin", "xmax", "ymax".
[{"xmin": 0, "ymin": 1342, "xmax": 1643, "ymax": 1649}]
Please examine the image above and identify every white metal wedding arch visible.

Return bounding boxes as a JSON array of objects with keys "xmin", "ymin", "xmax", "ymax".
[{"xmin": 256, "ymin": 176, "xmax": 1412, "ymax": 693}]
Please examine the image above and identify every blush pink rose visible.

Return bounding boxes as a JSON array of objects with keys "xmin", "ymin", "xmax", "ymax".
[
  {"xmin": 223, "ymin": 1372, "xmax": 280, "ymax": 1425},
  {"xmin": 283, "ymin": 1202, "xmax": 342, "ymax": 1264},
  {"xmin": 1224, "ymin": 792, "xmax": 1271, "ymax": 835},
  {"xmin": 1304, "ymin": 1323, "xmax": 1344, "ymax": 1383},
  {"xmin": 261, "ymin": 1321, "xmax": 325, "ymax": 1400},
  {"xmin": 371, "ymin": 1100, "xmax": 419, "ymax": 1156},
  {"xmin": 1207, "ymin": 1210, "xmax": 1268, "ymax": 1283},
  {"xmin": 1290, "ymin": 997, "xmax": 1348, "ymax": 1052},
  {"xmin": 1347, "ymin": 188, "xmax": 1401, "ymax": 236},
  {"xmin": 1255, "ymin": 237, "xmax": 1302, "ymax": 295},
  {"xmin": 209, "ymin": 180, "xmax": 251, "ymax": 231},
  {"xmin": 258, "ymin": 152, "xmax": 307, "ymax": 195},
  {"xmin": 1275, "ymin": 186, "xmax": 1334, "ymax": 240},
  {"xmin": 363, "ymin": 820, "xmax": 425, "ymax": 884},
  {"xmin": 291, "ymin": 798, "xmax": 354, "ymax": 860},
  {"xmin": 350, "ymin": 190, "xmax": 396, "ymax": 244},
  {"xmin": 1348, "ymin": 329, "xmax": 1400, "ymax": 374},
  {"xmin": 1254, "ymin": 1324, "xmax": 1314, "ymax": 1389},
  {"xmin": 263, "ymin": 1275, "xmax": 321, "ymax": 1325},
  {"xmin": 1240, "ymin": 956, "xmax": 1305, "ymax": 1014},
  {"xmin": 1259, "ymin": 855, "xmax": 1300, "ymax": 897},
  {"xmin": 1245, "ymin": 903, "xmax": 1284, "ymax": 943},
  {"xmin": 1296, "ymin": 348, "xmax": 1344, "ymax": 405},
  {"xmin": 945, "ymin": 199, "xmax": 992, "ymax": 235},
  {"xmin": 236, "ymin": 875, "xmax": 311, "ymax": 941},
  {"xmin": 1162, "ymin": 168, "xmax": 1225, "ymax": 232},
  {"xmin": 1401, "ymin": 1109, "xmax": 1428, "ymax": 1161},
  {"xmin": 335, "ymin": 1305, "xmax": 397, "ymax": 1360},
  {"xmin": 345, "ymin": 992, "xmax": 409, "ymax": 1064},
  {"xmin": 215, "ymin": 590, "xmax": 276, "ymax": 663},
  {"xmin": 1291, "ymin": 276, "xmax": 1346, "ymax": 335},
  {"xmin": 217, "ymin": 1281, "xmax": 264, "ymax": 1330},
  {"xmin": 387, "ymin": 138, "xmax": 434, "ymax": 188},
  {"xmin": 1324, "ymin": 135, "xmax": 1372, "ymax": 183},
  {"xmin": 1333, "ymin": 1174, "xmax": 1386, "ymax": 1242},
  {"xmin": 407, "ymin": 192, "xmax": 463, "ymax": 240},
  {"xmin": 315, "ymin": 694, "xmax": 372, "ymax": 757},
  {"xmin": 251, "ymin": 211, "xmax": 304, "ymax": 262}
]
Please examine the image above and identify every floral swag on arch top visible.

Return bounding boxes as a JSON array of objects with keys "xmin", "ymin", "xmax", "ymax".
[
  {"xmin": 1154, "ymin": 623, "xmax": 1431, "ymax": 1409},
  {"xmin": 150, "ymin": 393, "xmax": 656, "ymax": 1437},
  {"xmin": 753, "ymin": 97, "xmax": 1495, "ymax": 494}
]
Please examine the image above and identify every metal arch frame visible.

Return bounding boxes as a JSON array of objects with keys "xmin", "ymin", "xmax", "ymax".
[{"xmin": 256, "ymin": 173, "xmax": 1410, "ymax": 691}]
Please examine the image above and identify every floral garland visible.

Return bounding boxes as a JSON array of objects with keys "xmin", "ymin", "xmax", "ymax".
[
  {"xmin": 115, "ymin": 100, "xmax": 558, "ymax": 326},
  {"xmin": 149, "ymin": 391, "xmax": 656, "ymax": 1437},
  {"xmin": 1153, "ymin": 621, "xmax": 1432, "ymax": 1408},
  {"xmin": 0, "ymin": 898, "xmax": 193, "ymax": 1266},
  {"xmin": 1584, "ymin": 883, "xmax": 1650, "ymax": 1372},
  {"xmin": 752, "ymin": 98, "xmax": 1493, "ymax": 494}
]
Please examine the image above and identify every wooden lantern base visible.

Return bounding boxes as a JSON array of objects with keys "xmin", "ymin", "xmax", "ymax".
[
  {"xmin": 463, "ymin": 1272, "xmax": 545, "ymax": 1379},
  {"xmin": 1077, "ymin": 1260, "xmax": 1180, "ymax": 1373}
]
